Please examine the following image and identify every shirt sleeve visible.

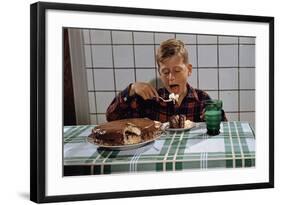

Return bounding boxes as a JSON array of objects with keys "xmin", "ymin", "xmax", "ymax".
[{"xmin": 106, "ymin": 84, "xmax": 142, "ymax": 121}]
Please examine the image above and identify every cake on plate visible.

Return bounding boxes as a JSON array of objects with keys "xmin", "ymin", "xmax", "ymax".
[
  {"xmin": 169, "ymin": 115, "xmax": 194, "ymax": 129},
  {"xmin": 91, "ymin": 118, "xmax": 162, "ymax": 146}
]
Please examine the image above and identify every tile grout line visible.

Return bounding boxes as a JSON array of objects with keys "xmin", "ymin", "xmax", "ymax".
[
  {"xmin": 88, "ymin": 29, "xmax": 98, "ymax": 124},
  {"xmin": 110, "ymin": 31, "xmax": 117, "ymax": 98}
]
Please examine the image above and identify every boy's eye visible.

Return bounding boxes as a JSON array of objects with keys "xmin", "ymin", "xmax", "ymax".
[
  {"xmin": 174, "ymin": 67, "xmax": 182, "ymax": 72},
  {"xmin": 161, "ymin": 70, "xmax": 170, "ymax": 75},
  {"xmin": 160, "ymin": 67, "xmax": 183, "ymax": 76}
]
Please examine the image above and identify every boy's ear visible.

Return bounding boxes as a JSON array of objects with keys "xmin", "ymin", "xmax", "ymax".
[{"xmin": 187, "ymin": 64, "xmax": 192, "ymax": 76}]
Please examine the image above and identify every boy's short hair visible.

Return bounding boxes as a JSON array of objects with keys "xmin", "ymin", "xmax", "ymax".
[{"xmin": 156, "ymin": 39, "xmax": 189, "ymax": 67}]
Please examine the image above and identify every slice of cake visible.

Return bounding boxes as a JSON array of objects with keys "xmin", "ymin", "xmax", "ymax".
[
  {"xmin": 169, "ymin": 115, "xmax": 193, "ymax": 129},
  {"xmin": 169, "ymin": 115, "xmax": 186, "ymax": 128}
]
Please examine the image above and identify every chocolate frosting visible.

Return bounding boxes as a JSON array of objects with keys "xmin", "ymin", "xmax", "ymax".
[{"xmin": 92, "ymin": 118, "xmax": 159, "ymax": 145}]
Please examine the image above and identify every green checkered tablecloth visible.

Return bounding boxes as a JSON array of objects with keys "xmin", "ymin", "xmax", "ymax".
[{"xmin": 64, "ymin": 121, "xmax": 255, "ymax": 175}]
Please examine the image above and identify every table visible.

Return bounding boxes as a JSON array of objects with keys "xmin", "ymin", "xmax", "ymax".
[{"xmin": 64, "ymin": 121, "xmax": 255, "ymax": 176}]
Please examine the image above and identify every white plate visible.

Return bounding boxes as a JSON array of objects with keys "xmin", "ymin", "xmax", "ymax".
[
  {"xmin": 87, "ymin": 133, "xmax": 162, "ymax": 151},
  {"xmin": 163, "ymin": 122, "xmax": 196, "ymax": 131}
]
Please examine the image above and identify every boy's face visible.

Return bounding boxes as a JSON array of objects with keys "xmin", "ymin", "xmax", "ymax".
[{"xmin": 159, "ymin": 55, "xmax": 192, "ymax": 96}]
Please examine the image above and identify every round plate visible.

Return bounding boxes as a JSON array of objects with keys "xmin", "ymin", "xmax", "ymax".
[{"xmin": 87, "ymin": 132, "xmax": 162, "ymax": 151}]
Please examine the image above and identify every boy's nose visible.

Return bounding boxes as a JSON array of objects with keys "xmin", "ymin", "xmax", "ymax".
[{"xmin": 168, "ymin": 72, "xmax": 176, "ymax": 81}]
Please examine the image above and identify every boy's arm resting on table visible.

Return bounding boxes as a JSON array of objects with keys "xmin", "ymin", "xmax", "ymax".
[{"xmin": 106, "ymin": 84, "xmax": 142, "ymax": 121}]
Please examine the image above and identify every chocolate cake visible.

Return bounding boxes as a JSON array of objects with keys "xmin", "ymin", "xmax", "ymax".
[
  {"xmin": 169, "ymin": 115, "xmax": 179, "ymax": 128},
  {"xmin": 169, "ymin": 115, "xmax": 186, "ymax": 128},
  {"xmin": 179, "ymin": 115, "xmax": 186, "ymax": 128},
  {"xmin": 92, "ymin": 118, "xmax": 162, "ymax": 146}
]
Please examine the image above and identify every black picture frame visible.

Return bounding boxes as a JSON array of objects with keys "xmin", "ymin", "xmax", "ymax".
[{"xmin": 30, "ymin": 1, "xmax": 274, "ymax": 203}]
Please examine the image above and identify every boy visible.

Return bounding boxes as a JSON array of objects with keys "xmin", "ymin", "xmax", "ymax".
[{"xmin": 106, "ymin": 39, "xmax": 226, "ymax": 122}]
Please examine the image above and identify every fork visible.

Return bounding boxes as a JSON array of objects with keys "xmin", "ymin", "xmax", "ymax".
[{"xmin": 154, "ymin": 96, "xmax": 173, "ymax": 102}]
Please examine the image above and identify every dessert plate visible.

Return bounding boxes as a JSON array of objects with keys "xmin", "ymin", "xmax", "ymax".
[{"xmin": 162, "ymin": 121, "xmax": 196, "ymax": 131}]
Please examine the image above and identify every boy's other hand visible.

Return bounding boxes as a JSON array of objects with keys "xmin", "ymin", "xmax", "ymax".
[{"xmin": 129, "ymin": 82, "xmax": 159, "ymax": 100}]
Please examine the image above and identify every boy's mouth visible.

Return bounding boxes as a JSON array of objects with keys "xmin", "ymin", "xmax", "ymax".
[{"xmin": 169, "ymin": 84, "xmax": 180, "ymax": 94}]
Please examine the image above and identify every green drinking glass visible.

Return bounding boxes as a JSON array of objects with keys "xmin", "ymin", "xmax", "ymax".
[{"xmin": 204, "ymin": 100, "xmax": 222, "ymax": 135}]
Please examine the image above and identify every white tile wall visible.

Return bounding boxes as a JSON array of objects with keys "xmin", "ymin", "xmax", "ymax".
[
  {"xmin": 95, "ymin": 92, "xmax": 115, "ymax": 113},
  {"xmin": 188, "ymin": 68, "xmax": 197, "ymax": 88},
  {"xmin": 90, "ymin": 30, "xmax": 111, "ymax": 44},
  {"xmin": 88, "ymin": 92, "xmax": 96, "ymax": 113},
  {"xmin": 220, "ymin": 91, "xmax": 239, "ymax": 112},
  {"xmin": 207, "ymin": 91, "xmax": 219, "ymax": 100},
  {"xmin": 240, "ymin": 37, "xmax": 256, "ymax": 44},
  {"xmin": 90, "ymin": 114, "xmax": 108, "ymax": 125},
  {"xmin": 239, "ymin": 45, "xmax": 255, "ymax": 67},
  {"xmin": 97, "ymin": 114, "xmax": 107, "ymax": 124},
  {"xmin": 90, "ymin": 114, "xmax": 97, "ymax": 124},
  {"xmin": 219, "ymin": 45, "xmax": 238, "ymax": 67},
  {"xmin": 197, "ymin": 35, "xmax": 217, "ymax": 44},
  {"xmin": 134, "ymin": 45, "xmax": 155, "ymax": 67},
  {"xmin": 198, "ymin": 45, "xmax": 217, "ymax": 67},
  {"xmin": 198, "ymin": 69, "xmax": 218, "ymax": 90},
  {"xmin": 240, "ymin": 90, "xmax": 255, "ymax": 111},
  {"xmin": 187, "ymin": 45, "xmax": 197, "ymax": 67},
  {"xmin": 115, "ymin": 69, "xmax": 135, "ymax": 90},
  {"xmin": 94, "ymin": 69, "xmax": 114, "ymax": 90},
  {"xmin": 91, "ymin": 45, "xmax": 113, "ymax": 67},
  {"xmin": 240, "ymin": 68, "xmax": 255, "ymax": 89},
  {"xmin": 219, "ymin": 36, "xmax": 238, "ymax": 44},
  {"xmin": 112, "ymin": 31, "xmax": 133, "ymax": 44},
  {"xmin": 155, "ymin": 33, "xmax": 175, "ymax": 44},
  {"xmin": 219, "ymin": 68, "xmax": 238, "ymax": 89},
  {"xmin": 113, "ymin": 45, "xmax": 134, "ymax": 67},
  {"xmin": 133, "ymin": 32, "xmax": 154, "ymax": 44},
  {"xmin": 80, "ymin": 29, "xmax": 255, "ymax": 127},
  {"xmin": 225, "ymin": 113, "xmax": 239, "ymax": 121},
  {"xmin": 175, "ymin": 34, "xmax": 196, "ymax": 44}
]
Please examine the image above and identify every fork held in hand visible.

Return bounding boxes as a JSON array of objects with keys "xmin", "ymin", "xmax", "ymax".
[{"xmin": 155, "ymin": 96, "xmax": 173, "ymax": 102}]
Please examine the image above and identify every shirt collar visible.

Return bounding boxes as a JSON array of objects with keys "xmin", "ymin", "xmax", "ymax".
[{"xmin": 186, "ymin": 83, "xmax": 200, "ymax": 102}]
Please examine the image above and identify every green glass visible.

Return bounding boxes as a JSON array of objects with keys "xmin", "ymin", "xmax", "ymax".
[{"xmin": 205, "ymin": 100, "xmax": 222, "ymax": 135}]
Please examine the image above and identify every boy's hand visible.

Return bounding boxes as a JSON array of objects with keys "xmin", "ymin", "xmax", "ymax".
[
  {"xmin": 200, "ymin": 108, "xmax": 206, "ymax": 121},
  {"xmin": 129, "ymin": 82, "xmax": 159, "ymax": 100}
]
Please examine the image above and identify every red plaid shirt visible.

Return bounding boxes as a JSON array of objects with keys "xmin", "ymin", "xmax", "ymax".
[{"xmin": 106, "ymin": 83, "xmax": 226, "ymax": 122}]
